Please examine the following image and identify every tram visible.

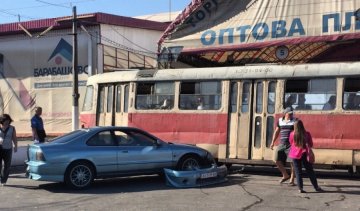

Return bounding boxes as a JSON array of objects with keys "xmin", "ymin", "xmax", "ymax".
[{"xmin": 80, "ymin": 62, "xmax": 360, "ymax": 172}]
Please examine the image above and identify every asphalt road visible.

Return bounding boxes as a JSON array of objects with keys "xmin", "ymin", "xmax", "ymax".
[{"xmin": 2, "ymin": 165, "xmax": 360, "ymax": 211}]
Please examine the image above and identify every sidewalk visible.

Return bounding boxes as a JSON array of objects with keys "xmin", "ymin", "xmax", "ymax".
[{"xmin": 11, "ymin": 140, "xmax": 33, "ymax": 167}]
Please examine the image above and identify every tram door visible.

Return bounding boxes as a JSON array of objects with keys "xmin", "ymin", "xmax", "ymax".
[
  {"xmin": 251, "ymin": 80, "xmax": 277, "ymax": 161},
  {"xmin": 97, "ymin": 83, "xmax": 129, "ymax": 126},
  {"xmin": 114, "ymin": 84, "xmax": 130, "ymax": 126},
  {"xmin": 227, "ymin": 81, "xmax": 253, "ymax": 159},
  {"xmin": 97, "ymin": 84, "xmax": 114, "ymax": 126}
]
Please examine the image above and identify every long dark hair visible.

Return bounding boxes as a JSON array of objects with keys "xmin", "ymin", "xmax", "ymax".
[{"xmin": 294, "ymin": 120, "xmax": 306, "ymax": 148}]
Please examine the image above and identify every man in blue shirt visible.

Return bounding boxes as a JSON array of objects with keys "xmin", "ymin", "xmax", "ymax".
[{"xmin": 31, "ymin": 107, "xmax": 46, "ymax": 143}]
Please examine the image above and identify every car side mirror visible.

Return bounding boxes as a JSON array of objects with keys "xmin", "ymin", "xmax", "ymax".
[{"xmin": 155, "ymin": 139, "xmax": 162, "ymax": 147}]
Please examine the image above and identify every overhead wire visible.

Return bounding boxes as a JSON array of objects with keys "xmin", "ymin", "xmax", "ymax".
[
  {"xmin": 88, "ymin": 30, "xmax": 157, "ymax": 58},
  {"xmin": 1, "ymin": 0, "xmax": 159, "ymax": 59},
  {"xmin": 110, "ymin": 25, "xmax": 155, "ymax": 54}
]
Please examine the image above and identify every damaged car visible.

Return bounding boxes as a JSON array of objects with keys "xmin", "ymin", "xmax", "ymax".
[{"xmin": 26, "ymin": 126, "xmax": 227, "ymax": 189}]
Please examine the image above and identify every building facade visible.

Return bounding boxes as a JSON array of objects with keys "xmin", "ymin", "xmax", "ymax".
[{"xmin": 0, "ymin": 13, "xmax": 168, "ymax": 136}]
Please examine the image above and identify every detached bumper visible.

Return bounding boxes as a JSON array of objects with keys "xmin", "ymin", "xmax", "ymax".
[{"xmin": 164, "ymin": 165, "xmax": 228, "ymax": 188}]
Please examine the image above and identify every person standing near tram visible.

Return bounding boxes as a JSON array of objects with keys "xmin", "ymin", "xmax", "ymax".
[
  {"xmin": 270, "ymin": 107, "xmax": 296, "ymax": 185},
  {"xmin": 31, "ymin": 107, "xmax": 46, "ymax": 143}
]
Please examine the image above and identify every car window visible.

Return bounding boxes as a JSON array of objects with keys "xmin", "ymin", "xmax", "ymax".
[
  {"xmin": 114, "ymin": 130, "xmax": 156, "ymax": 146},
  {"xmin": 87, "ymin": 131, "xmax": 116, "ymax": 146},
  {"xmin": 52, "ymin": 130, "xmax": 87, "ymax": 143},
  {"xmin": 129, "ymin": 131, "xmax": 157, "ymax": 146},
  {"xmin": 113, "ymin": 130, "xmax": 135, "ymax": 146}
]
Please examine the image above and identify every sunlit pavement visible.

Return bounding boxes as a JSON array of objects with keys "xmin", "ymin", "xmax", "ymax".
[{"xmin": 11, "ymin": 141, "xmax": 32, "ymax": 167}]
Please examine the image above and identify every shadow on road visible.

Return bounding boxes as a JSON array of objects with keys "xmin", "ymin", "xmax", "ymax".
[{"xmin": 8, "ymin": 168, "xmax": 248, "ymax": 194}]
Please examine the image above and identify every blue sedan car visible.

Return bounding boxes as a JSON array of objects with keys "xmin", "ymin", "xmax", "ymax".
[{"xmin": 27, "ymin": 127, "xmax": 226, "ymax": 189}]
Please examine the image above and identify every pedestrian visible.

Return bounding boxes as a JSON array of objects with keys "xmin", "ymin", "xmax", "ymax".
[
  {"xmin": 289, "ymin": 120, "xmax": 323, "ymax": 193},
  {"xmin": 31, "ymin": 107, "xmax": 46, "ymax": 143},
  {"xmin": 270, "ymin": 107, "xmax": 296, "ymax": 185},
  {"xmin": 0, "ymin": 114, "xmax": 18, "ymax": 186},
  {"xmin": 322, "ymin": 95, "xmax": 336, "ymax": 110}
]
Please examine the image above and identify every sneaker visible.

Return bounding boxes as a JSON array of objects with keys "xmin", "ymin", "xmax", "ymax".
[
  {"xmin": 1, "ymin": 183, "xmax": 5, "ymax": 186},
  {"xmin": 315, "ymin": 187, "xmax": 324, "ymax": 192},
  {"xmin": 298, "ymin": 189, "xmax": 306, "ymax": 193}
]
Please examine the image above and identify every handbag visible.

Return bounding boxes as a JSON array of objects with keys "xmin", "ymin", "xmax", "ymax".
[{"xmin": 306, "ymin": 141, "xmax": 315, "ymax": 164}]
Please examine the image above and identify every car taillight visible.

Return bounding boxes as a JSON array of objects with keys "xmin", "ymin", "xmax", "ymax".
[{"xmin": 35, "ymin": 151, "xmax": 45, "ymax": 161}]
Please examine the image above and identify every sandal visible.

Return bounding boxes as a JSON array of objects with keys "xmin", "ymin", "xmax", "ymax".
[
  {"xmin": 288, "ymin": 182, "xmax": 296, "ymax": 186},
  {"xmin": 279, "ymin": 177, "xmax": 290, "ymax": 183}
]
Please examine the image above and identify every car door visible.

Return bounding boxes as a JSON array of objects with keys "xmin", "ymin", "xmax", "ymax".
[
  {"xmin": 86, "ymin": 130, "xmax": 118, "ymax": 175},
  {"xmin": 114, "ymin": 129, "xmax": 173, "ymax": 173}
]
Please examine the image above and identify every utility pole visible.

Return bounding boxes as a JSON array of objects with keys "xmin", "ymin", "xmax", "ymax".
[{"xmin": 72, "ymin": 6, "xmax": 79, "ymax": 130}]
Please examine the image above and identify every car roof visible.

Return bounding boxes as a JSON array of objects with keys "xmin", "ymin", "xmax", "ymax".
[{"xmin": 88, "ymin": 126, "xmax": 144, "ymax": 131}]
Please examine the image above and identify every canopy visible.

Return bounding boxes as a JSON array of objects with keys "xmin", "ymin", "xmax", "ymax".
[{"xmin": 159, "ymin": 0, "xmax": 360, "ymax": 66}]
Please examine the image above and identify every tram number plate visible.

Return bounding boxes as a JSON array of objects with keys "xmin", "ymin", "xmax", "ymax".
[{"xmin": 200, "ymin": 172, "xmax": 217, "ymax": 179}]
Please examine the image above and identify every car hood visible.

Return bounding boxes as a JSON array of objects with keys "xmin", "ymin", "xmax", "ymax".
[{"xmin": 167, "ymin": 141, "xmax": 208, "ymax": 153}]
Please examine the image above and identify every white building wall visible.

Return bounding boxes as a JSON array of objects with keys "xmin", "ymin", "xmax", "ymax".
[{"xmin": 100, "ymin": 24, "xmax": 160, "ymax": 59}]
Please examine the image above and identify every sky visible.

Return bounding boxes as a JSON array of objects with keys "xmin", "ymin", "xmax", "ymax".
[{"xmin": 0, "ymin": 0, "xmax": 191, "ymax": 24}]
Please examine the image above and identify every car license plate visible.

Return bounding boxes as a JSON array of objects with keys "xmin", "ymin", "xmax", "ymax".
[{"xmin": 200, "ymin": 172, "xmax": 217, "ymax": 179}]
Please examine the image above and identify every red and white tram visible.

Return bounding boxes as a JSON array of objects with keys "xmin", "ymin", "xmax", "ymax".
[{"xmin": 80, "ymin": 62, "xmax": 360, "ymax": 172}]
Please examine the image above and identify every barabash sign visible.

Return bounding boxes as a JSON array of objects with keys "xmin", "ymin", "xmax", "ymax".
[{"xmin": 33, "ymin": 38, "xmax": 88, "ymax": 89}]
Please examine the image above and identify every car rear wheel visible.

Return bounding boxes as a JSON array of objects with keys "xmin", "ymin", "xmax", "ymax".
[
  {"xmin": 65, "ymin": 162, "xmax": 94, "ymax": 189},
  {"xmin": 177, "ymin": 155, "xmax": 201, "ymax": 171}
]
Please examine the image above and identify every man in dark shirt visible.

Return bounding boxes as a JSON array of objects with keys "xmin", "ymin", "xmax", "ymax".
[
  {"xmin": 31, "ymin": 107, "xmax": 46, "ymax": 143},
  {"xmin": 270, "ymin": 107, "xmax": 296, "ymax": 185}
]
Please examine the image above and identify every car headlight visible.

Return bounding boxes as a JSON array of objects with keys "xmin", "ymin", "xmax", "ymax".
[{"xmin": 35, "ymin": 151, "xmax": 46, "ymax": 161}]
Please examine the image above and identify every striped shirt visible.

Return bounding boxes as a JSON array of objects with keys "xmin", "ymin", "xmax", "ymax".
[{"xmin": 277, "ymin": 117, "xmax": 296, "ymax": 146}]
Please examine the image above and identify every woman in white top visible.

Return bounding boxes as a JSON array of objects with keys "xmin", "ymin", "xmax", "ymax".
[{"xmin": 0, "ymin": 114, "xmax": 17, "ymax": 186}]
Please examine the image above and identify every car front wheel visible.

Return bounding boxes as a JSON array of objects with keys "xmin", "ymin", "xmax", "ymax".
[
  {"xmin": 177, "ymin": 155, "xmax": 201, "ymax": 171},
  {"xmin": 65, "ymin": 162, "xmax": 94, "ymax": 189}
]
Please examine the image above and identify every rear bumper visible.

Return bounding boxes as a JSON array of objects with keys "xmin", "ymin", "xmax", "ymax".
[
  {"xmin": 164, "ymin": 165, "xmax": 228, "ymax": 188},
  {"xmin": 26, "ymin": 161, "xmax": 67, "ymax": 182}
]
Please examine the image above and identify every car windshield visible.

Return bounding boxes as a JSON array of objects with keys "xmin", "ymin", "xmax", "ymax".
[{"xmin": 51, "ymin": 130, "xmax": 88, "ymax": 144}]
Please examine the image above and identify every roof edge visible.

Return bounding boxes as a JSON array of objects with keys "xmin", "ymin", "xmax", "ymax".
[{"xmin": 0, "ymin": 12, "xmax": 169, "ymax": 36}]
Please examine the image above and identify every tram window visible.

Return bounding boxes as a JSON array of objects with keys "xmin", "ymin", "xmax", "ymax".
[
  {"xmin": 254, "ymin": 116, "xmax": 262, "ymax": 148},
  {"xmin": 124, "ymin": 85, "xmax": 129, "ymax": 113},
  {"xmin": 241, "ymin": 82, "xmax": 250, "ymax": 113},
  {"xmin": 343, "ymin": 78, "xmax": 360, "ymax": 110},
  {"xmin": 107, "ymin": 86, "xmax": 113, "ymax": 112},
  {"xmin": 179, "ymin": 81, "xmax": 222, "ymax": 110},
  {"xmin": 267, "ymin": 82, "xmax": 276, "ymax": 114},
  {"xmin": 256, "ymin": 82, "xmax": 263, "ymax": 113},
  {"xmin": 98, "ymin": 86, "xmax": 105, "ymax": 113},
  {"xmin": 82, "ymin": 85, "xmax": 94, "ymax": 111},
  {"xmin": 115, "ymin": 85, "xmax": 121, "ymax": 113},
  {"xmin": 230, "ymin": 82, "xmax": 238, "ymax": 113},
  {"xmin": 285, "ymin": 78, "xmax": 336, "ymax": 110},
  {"xmin": 135, "ymin": 82, "xmax": 174, "ymax": 110},
  {"xmin": 266, "ymin": 116, "xmax": 274, "ymax": 148}
]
